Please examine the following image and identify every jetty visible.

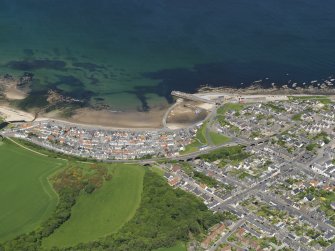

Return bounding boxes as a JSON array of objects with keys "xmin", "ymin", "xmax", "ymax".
[{"xmin": 171, "ymin": 91, "xmax": 216, "ymax": 104}]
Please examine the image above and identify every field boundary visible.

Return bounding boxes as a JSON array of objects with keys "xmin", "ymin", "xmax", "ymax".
[
  {"xmin": 37, "ymin": 165, "xmax": 63, "ymax": 223},
  {"xmin": 0, "ymin": 140, "xmax": 63, "ymax": 242},
  {"xmin": 6, "ymin": 137, "xmax": 47, "ymax": 157}
]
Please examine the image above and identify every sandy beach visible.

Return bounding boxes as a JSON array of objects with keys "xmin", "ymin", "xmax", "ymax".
[
  {"xmin": 0, "ymin": 103, "xmax": 171, "ymax": 130},
  {"xmin": 41, "ymin": 107, "xmax": 168, "ymax": 129},
  {"xmin": 0, "ymin": 98, "xmax": 211, "ymax": 130},
  {"xmin": 5, "ymin": 85, "xmax": 27, "ymax": 100},
  {"xmin": 0, "ymin": 106, "xmax": 34, "ymax": 121},
  {"xmin": 0, "ymin": 79, "xmax": 27, "ymax": 100}
]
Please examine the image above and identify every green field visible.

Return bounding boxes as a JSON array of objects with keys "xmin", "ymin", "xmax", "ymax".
[
  {"xmin": 1, "ymin": 139, "xmax": 221, "ymax": 250},
  {"xmin": 217, "ymin": 103, "xmax": 244, "ymax": 115},
  {"xmin": 0, "ymin": 140, "xmax": 65, "ymax": 241},
  {"xmin": 180, "ymin": 121, "xmax": 208, "ymax": 154},
  {"xmin": 209, "ymin": 131, "xmax": 231, "ymax": 145},
  {"xmin": 43, "ymin": 164, "xmax": 145, "ymax": 248}
]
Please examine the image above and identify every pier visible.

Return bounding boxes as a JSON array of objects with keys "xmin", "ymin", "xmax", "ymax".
[{"xmin": 171, "ymin": 91, "xmax": 216, "ymax": 104}]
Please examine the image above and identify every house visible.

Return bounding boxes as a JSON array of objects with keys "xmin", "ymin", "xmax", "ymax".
[
  {"xmin": 304, "ymin": 194, "xmax": 314, "ymax": 202},
  {"xmin": 324, "ymin": 231, "xmax": 334, "ymax": 241},
  {"xmin": 171, "ymin": 164, "xmax": 181, "ymax": 173},
  {"xmin": 309, "ymin": 180, "xmax": 319, "ymax": 187},
  {"xmin": 330, "ymin": 201, "xmax": 335, "ymax": 210},
  {"xmin": 325, "ymin": 161, "xmax": 334, "ymax": 169},
  {"xmin": 168, "ymin": 177, "xmax": 181, "ymax": 187},
  {"xmin": 164, "ymin": 172, "xmax": 172, "ymax": 180},
  {"xmin": 291, "ymin": 188, "xmax": 300, "ymax": 195}
]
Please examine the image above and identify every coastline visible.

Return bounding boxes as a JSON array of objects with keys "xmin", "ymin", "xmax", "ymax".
[
  {"xmin": 0, "ymin": 105, "xmax": 169, "ymax": 130},
  {"xmin": 2, "ymin": 77, "xmax": 335, "ymax": 130},
  {"xmin": 43, "ymin": 107, "xmax": 167, "ymax": 130},
  {"xmin": 0, "ymin": 106, "xmax": 34, "ymax": 121}
]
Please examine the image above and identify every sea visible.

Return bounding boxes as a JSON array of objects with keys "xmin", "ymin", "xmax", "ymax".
[{"xmin": 1, "ymin": 0, "xmax": 335, "ymax": 111}]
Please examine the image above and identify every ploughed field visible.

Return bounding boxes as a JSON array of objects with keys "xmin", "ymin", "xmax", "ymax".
[{"xmin": 0, "ymin": 140, "xmax": 65, "ymax": 241}]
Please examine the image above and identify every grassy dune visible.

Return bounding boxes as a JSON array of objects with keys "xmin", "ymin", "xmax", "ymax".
[
  {"xmin": 0, "ymin": 140, "xmax": 65, "ymax": 241},
  {"xmin": 42, "ymin": 164, "xmax": 145, "ymax": 248}
]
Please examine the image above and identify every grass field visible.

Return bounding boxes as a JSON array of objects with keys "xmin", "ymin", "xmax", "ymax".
[
  {"xmin": 181, "ymin": 141, "xmax": 202, "ymax": 154},
  {"xmin": 217, "ymin": 103, "xmax": 244, "ymax": 115},
  {"xmin": 180, "ymin": 121, "xmax": 208, "ymax": 154},
  {"xmin": 42, "ymin": 164, "xmax": 145, "ymax": 248},
  {"xmin": 209, "ymin": 131, "xmax": 231, "ymax": 145},
  {"xmin": 0, "ymin": 140, "xmax": 65, "ymax": 242}
]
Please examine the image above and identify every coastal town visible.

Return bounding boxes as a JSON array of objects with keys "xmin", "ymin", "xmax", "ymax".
[
  {"xmin": 160, "ymin": 96, "xmax": 335, "ymax": 251},
  {"xmin": 2, "ymin": 120, "xmax": 197, "ymax": 160},
  {"xmin": 2, "ymin": 2, "xmax": 335, "ymax": 250},
  {"xmin": 1, "ymin": 93, "xmax": 335, "ymax": 251}
]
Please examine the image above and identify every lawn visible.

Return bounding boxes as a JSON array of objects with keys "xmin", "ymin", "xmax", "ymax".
[
  {"xmin": 292, "ymin": 113, "xmax": 302, "ymax": 121},
  {"xmin": 306, "ymin": 143, "xmax": 318, "ymax": 151},
  {"xmin": 181, "ymin": 141, "xmax": 202, "ymax": 154},
  {"xmin": 42, "ymin": 164, "xmax": 145, "ymax": 248},
  {"xmin": 264, "ymin": 103, "xmax": 285, "ymax": 112},
  {"xmin": 209, "ymin": 131, "xmax": 230, "ymax": 145},
  {"xmin": 196, "ymin": 121, "xmax": 208, "ymax": 144},
  {"xmin": 0, "ymin": 139, "xmax": 65, "ymax": 242},
  {"xmin": 217, "ymin": 103, "xmax": 244, "ymax": 115},
  {"xmin": 180, "ymin": 121, "xmax": 208, "ymax": 154}
]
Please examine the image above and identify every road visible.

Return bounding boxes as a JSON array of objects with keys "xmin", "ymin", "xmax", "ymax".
[
  {"xmin": 161, "ymin": 98, "xmax": 181, "ymax": 128},
  {"xmin": 178, "ymin": 163, "xmax": 306, "ymax": 251},
  {"xmin": 180, "ymin": 154, "xmax": 319, "ymax": 251},
  {"xmin": 258, "ymin": 192, "xmax": 335, "ymax": 233},
  {"xmin": 2, "ymin": 99, "xmax": 335, "ymax": 251},
  {"xmin": 208, "ymin": 218, "xmax": 246, "ymax": 251}
]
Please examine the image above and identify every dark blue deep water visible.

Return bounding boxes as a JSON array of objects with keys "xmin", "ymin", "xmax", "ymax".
[{"xmin": 1, "ymin": 0, "xmax": 335, "ymax": 110}]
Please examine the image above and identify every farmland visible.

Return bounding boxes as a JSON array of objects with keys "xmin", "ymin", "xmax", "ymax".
[
  {"xmin": 43, "ymin": 164, "xmax": 145, "ymax": 248},
  {"xmin": 0, "ymin": 139, "xmax": 65, "ymax": 242},
  {"xmin": 0, "ymin": 139, "xmax": 221, "ymax": 251}
]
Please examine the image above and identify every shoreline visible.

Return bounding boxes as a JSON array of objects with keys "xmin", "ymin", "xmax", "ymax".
[
  {"xmin": 39, "ymin": 107, "xmax": 169, "ymax": 131},
  {"xmin": 0, "ymin": 105, "xmax": 170, "ymax": 131},
  {"xmin": 1, "ymin": 81, "xmax": 335, "ymax": 130}
]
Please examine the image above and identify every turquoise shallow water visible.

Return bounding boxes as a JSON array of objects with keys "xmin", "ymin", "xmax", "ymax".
[{"xmin": 1, "ymin": 0, "xmax": 335, "ymax": 111}]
